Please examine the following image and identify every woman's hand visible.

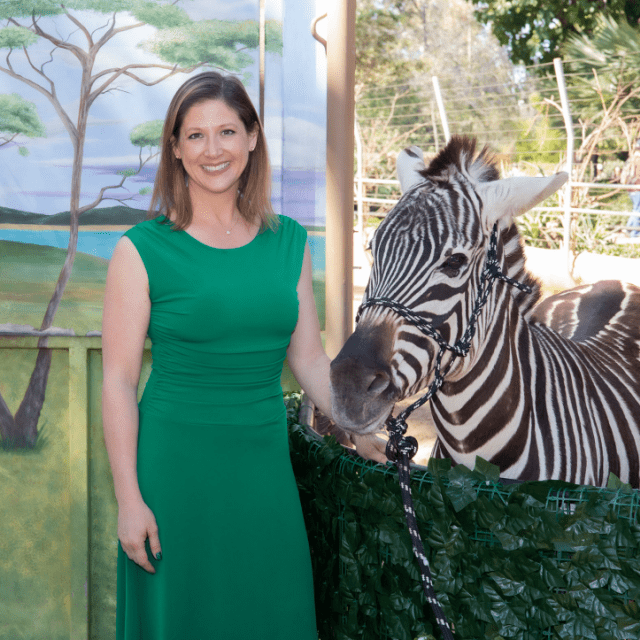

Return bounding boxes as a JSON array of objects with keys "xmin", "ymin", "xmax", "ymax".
[
  {"xmin": 118, "ymin": 498, "xmax": 162, "ymax": 574},
  {"xmin": 351, "ymin": 433, "xmax": 388, "ymax": 464}
]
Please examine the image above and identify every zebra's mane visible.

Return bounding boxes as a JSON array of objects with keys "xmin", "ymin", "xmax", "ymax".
[
  {"xmin": 420, "ymin": 135, "xmax": 543, "ymax": 316},
  {"xmin": 419, "ymin": 135, "xmax": 499, "ymax": 184}
]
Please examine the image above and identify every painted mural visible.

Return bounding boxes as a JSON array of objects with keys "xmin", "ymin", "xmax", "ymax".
[
  {"xmin": 0, "ymin": 0, "xmax": 327, "ymax": 446},
  {"xmin": 0, "ymin": 1, "xmax": 327, "ymax": 637}
]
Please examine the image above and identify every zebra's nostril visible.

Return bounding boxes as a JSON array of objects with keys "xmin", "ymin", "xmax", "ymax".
[{"xmin": 368, "ymin": 372, "xmax": 390, "ymax": 395}]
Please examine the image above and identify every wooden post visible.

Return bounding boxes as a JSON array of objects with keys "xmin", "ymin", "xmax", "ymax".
[
  {"xmin": 325, "ymin": 0, "xmax": 356, "ymax": 357},
  {"xmin": 69, "ymin": 345, "xmax": 89, "ymax": 640}
]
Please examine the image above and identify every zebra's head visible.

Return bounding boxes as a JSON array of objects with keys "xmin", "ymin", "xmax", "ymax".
[{"xmin": 330, "ymin": 135, "xmax": 567, "ymax": 434}]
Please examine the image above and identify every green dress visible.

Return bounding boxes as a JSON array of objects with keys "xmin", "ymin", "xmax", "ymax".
[{"xmin": 116, "ymin": 214, "xmax": 317, "ymax": 640}]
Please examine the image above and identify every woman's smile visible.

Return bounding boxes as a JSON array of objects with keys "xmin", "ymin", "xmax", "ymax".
[{"xmin": 202, "ymin": 161, "xmax": 230, "ymax": 173}]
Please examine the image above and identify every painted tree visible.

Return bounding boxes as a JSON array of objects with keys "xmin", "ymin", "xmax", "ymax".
[
  {"xmin": 0, "ymin": 1, "xmax": 282, "ymax": 448},
  {"xmin": 0, "ymin": 93, "xmax": 45, "ymax": 155}
]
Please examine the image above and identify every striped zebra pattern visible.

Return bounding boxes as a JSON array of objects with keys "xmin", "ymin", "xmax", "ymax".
[{"xmin": 330, "ymin": 136, "xmax": 640, "ymax": 488}]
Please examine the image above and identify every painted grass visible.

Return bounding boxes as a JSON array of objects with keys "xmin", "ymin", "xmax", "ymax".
[
  {"xmin": 0, "ymin": 239, "xmax": 326, "ymax": 334},
  {"xmin": 0, "ymin": 240, "xmax": 108, "ymax": 334},
  {"xmin": 0, "ymin": 348, "xmax": 151, "ymax": 639},
  {"xmin": 0, "ymin": 350, "xmax": 72, "ymax": 640}
]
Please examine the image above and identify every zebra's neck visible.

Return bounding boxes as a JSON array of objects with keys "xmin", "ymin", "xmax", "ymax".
[{"xmin": 428, "ymin": 225, "xmax": 541, "ymax": 474}]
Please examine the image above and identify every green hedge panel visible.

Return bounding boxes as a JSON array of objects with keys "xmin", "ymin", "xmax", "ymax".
[{"xmin": 285, "ymin": 394, "xmax": 640, "ymax": 640}]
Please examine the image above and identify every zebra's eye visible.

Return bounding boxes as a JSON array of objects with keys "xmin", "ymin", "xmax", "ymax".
[{"xmin": 441, "ymin": 253, "xmax": 467, "ymax": 273}]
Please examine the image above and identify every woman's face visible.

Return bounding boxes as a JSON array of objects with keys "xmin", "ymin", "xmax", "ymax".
[{"xmin": 173, "ymin": 98, "xmax": 258, "ymax": 203}]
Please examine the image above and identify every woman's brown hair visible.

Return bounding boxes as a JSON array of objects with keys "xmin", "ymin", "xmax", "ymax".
[{"xmin": 149, "ymin": 71, "xmax": 277, "ymax": 231}]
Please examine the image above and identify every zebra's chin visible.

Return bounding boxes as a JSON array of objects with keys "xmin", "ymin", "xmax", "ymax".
[{"xmin": 330, "ymin": 396, "xmax": 395, "ymax": 435}]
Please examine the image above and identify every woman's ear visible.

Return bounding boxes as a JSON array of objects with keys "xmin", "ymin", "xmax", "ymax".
[
  {"xmin": 170, "ymin": 136, "xmax": 181, "ymax": 160},
  {"xmin": 248, "ymin": 124, "xmax": 258, "ymax": 152}
]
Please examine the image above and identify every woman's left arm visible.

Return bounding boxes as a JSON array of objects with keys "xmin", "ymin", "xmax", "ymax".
[{"xmin": 287, "ymin": 244, "xmax": 386, "ymax": 463}]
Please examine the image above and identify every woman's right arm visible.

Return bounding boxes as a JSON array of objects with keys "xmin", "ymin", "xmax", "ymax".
[{"xmin": 102, "ymin": 236, "xmax": 161, "ymax": 574}]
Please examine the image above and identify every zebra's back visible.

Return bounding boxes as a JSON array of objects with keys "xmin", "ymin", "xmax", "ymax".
[{"xmin": 531, "ymin": 280, "xmax": 640, "ymax": 345}]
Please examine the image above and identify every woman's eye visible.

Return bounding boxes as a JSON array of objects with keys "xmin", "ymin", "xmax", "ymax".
[
  {"xmin": 188, "ymin": 132, "xmax": 202, "ymax": 139},
  {"xmin": 441, "ymin": 253, "xmax": 467, "ymax": 271},
  {"xmin": 222, "ymin": 129, "xmax": 236, "ymax": 136}
]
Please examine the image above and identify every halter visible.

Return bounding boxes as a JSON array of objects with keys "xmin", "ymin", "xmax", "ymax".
[{"xmin": 354, "ymin": 223, "xmax": 531, "ymax": 639}]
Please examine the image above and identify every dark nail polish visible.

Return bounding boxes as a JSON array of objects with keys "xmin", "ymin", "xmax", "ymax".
[{"xmin": 155, "ymin": 552, "xmax": 162, "ymax": 561}]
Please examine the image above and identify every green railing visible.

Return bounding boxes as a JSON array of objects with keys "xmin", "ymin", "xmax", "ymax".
[
  {"xmin": 1, "ymin": 336, "xmax": 137, "ymax": 640},
  {"xmin": 4, "ymin": 343, "xmax": 640, "ymax": 640},
  {"xmin": 0, "ymin": 336, "xmax": 299, "ymax": 640},
  {"xmin": 287, "ymin": 395, "xmax": 640, "ymax": 640}
]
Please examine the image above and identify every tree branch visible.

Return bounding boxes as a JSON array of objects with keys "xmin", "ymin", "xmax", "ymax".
[
  {"xmin": 27, "ymin": 14, "xmax": 89, "ymax": 66},
  {"xmin": 22, "ymin": 43, "xmax": 51, "ymax": 85},
  {"xmin": 0, "ymin": 63, "xmax": 78, "ymax": 145},
  {"xmin": 77, "ymin": 176, "xmax": 129, "ymax": 215},
  {"xmin": 62, "ymin": 5, "xmax": 94, "ymax": 48},
  {"xmin": 88, "ymin": 62, "xmax": 204, "ymax": 108},
  {"xmin": 0, "ymin": 133, "xmax": 19, "ymax": 147},
  {"xmin": 93, "ymin": 17, "xmax": 146, "ymax": 52},
  {"xmin": 90, "ymin": 16, "xmax": 113, "ymax": 42},
  {"xmin": 77, "ymin": 147, "xmax": 159, "ymax": 215}
]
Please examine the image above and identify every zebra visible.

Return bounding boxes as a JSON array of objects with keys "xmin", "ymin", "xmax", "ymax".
[{"xmin": 330, "ymin": 135, "xmax": 640, "ymax": 488}]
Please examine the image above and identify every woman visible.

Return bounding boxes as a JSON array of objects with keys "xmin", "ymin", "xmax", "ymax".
[{"xmin": 102, "ymin": 71, "xmax": 384, "ymax": 639}]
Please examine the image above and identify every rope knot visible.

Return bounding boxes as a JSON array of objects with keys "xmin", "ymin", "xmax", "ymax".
[
  {"xmin": 385, "ymin": 418, "xmax": 418, "ymax": 462},
  {"xmin": 484, "ymin": 260, "xmax": 500, "ymax": 280},
  {"xmin": 452, "ymin": 340, "xmax": 469, "ymax": 357}
]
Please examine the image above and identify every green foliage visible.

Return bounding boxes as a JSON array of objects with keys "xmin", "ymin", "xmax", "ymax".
[
  {"xmin": 516, "ymin": 210, "xmax": 562, "ymax": 250},
  {"xmin": 514, "ymin": 100, "xmax": 564, "ymax": 165},
  {"xmin": 129, "ymin": 119, "xmax": 163, "ymax": 148},
  {"xmin": 131, "ymin": 0, "xmax": 191, "ymax": 29},
  {"xmin": 0, "ymin": 0, "xmax": 127, "ymax": 18},
  {"xmin": 287, "ymin": 409, "xmax": 640, "ymax": 640},
  {"xmin": 355, "ymin": 0, "xmax": 421, "ymax": 92},
  {"xmin": 562, "ymin": 15, "xmax": 640, "ymax": 125},
  {"xmin": 0, "ymin": 94, "xmax": 46, "ymax": 138},
  {"xmin": 0, "ymin": 26, "xmax": 38, "ymax": 49},
  {"xmin": 140, "ymin": 19, "xmax": 282, "ymax": 70},
  {"xmin": 0, "ymin": 3, "xmax": 283, "ymax": 77},
  {"xmin": 469, "ymin": 0, "xmax": 640, "ymax": 67},
  {"xmin": 0, "ymin": 0, "xmax": 190, "ymax": 18},
  {"xmin": 117, "ymin": 168, "xmax": 137, "ymax": 177}
]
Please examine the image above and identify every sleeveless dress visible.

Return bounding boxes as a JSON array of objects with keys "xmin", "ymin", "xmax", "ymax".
[{"xmin": 116, "ymin": 214, "xmax": 317, "ymax": 640}]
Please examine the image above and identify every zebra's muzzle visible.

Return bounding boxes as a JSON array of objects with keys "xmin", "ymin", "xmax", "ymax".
[{"xmin": 329, "ymin": 322, "xmax": 401, "ymax": 433}]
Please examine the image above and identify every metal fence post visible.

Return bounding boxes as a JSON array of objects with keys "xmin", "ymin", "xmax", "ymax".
[
  {"xmin": 355, "ymin": 118, "xmax": 364, "ymax": 237},
  {"xmin": 432, "ymin": 75, "xmax": 450, "ymax": 143},
  {"xmin": 553, "ymin": 57, "xmax": 574, "ymax": 277}
]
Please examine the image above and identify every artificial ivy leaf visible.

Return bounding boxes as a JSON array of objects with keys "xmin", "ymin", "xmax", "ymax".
[
  {"xmin": 446, "ymin": 479, "xmax": 478, "ymax": 513},
  {"xmin": 427, "ymin": 457, "xmax": 451, "ymax": 477},
  {"xmin": 607, "ymin": 473, "xmax": 633, "ymax": 493},
  {"xmin": 474, "ymin": 456, "xmax": 501, "ymax": 481},
  {"xmin": 556, "ymin": 608, "xmax": 598, "ymax": 639}
]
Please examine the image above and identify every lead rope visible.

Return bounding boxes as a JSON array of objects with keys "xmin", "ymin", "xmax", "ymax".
[{"xmin": 355, "ymin": 224, "xmax": 532, "ymax": 640}]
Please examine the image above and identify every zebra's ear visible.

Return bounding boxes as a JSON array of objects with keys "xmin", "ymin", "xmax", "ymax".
[
  {"xmin": 397, "ymin": 146, "xmax": 426, "ymax": 193},
  {"xmin": 477, "ymin": 173, "xmax": 568, "ymax": 228}
]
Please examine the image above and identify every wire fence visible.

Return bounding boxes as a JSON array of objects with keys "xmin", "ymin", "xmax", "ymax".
[{"xmin": 354, "ymin": 58, "xmax": 640, "ymax": 270}]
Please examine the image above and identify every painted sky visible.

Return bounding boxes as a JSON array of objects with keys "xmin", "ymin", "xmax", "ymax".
[{"xmin": 0, "ymin": 0, "xmax": 327, "ymax": 217}]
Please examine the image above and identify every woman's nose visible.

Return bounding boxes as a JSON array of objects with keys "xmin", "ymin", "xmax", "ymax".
[{"xmin": 205, "ymin": 134, "xmax": 222, "ymax": 157}]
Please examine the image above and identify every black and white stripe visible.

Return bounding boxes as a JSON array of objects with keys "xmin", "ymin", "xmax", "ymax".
[{"xmin": 330, "ymin": 136, "xmax": 640, "ymax": 488}]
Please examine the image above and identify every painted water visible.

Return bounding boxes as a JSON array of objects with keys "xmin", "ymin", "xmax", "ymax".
[{"xmin": 0, "ymin": 228, "xmax": 327, "ymax": 272}]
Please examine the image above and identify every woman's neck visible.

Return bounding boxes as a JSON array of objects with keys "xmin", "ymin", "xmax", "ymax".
[{"xmin": 189, "ymin": 186, "xmax": 239, "ymax": 227}]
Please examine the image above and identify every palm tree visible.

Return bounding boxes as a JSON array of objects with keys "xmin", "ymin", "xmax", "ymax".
[{"xmin": 562, "ymin": 15, "xmax": 640, "ymax": 164}]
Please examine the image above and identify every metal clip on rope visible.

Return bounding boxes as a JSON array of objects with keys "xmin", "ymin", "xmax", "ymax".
[{"xmin": 355, "ymin": 224, "xmax": 531, "ymax": 640}]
